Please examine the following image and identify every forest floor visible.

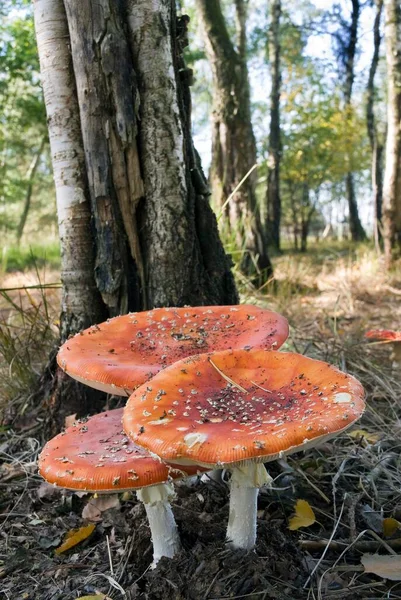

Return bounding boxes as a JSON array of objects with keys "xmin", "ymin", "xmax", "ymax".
[{"xmin": 1, "ymin": 243, "xmax": 401, "ymax": 600}]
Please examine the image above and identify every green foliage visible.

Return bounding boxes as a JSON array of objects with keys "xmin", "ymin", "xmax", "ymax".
[
  {"xmin": 0, "ymin": 241, "xmax": 60, "ymax": 273},
  {"xmin": 0, "ymin": 6, "xmax": 56, "ymax": 242}
]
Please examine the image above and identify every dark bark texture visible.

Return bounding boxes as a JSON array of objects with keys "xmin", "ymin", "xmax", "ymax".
[
  {"xmin": 338, "ymin": 0, "xmax": 367, "ymax": 241},
  {"xmin": 266, "ymin": 0, "xmax": 282, "ymax": 252},
  {"xmin": 33, "ymin": 0, "xmax": 237, "ymax": 432},
  {"xmin": 64, "ymin": 0, "xmax": 237, "ymax": 310},
  {"xmin": 196, "ymin": 0, "xmax": 272, "ymax": 281}
]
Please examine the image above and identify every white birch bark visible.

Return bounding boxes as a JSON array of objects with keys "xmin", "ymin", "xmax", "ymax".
[
  {"xmin": 125, "ymin": 0, "xmax": 193, "ymax": 307},
  {"xmin": 33, "ymin": 0, "xmax": 104, "ymax": 339},
  {"xmin": 383, "ymin": 0, "xmax": 401, "ymax": 265}
]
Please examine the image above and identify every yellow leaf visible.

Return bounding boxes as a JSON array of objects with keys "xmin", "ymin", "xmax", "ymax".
[
  {"xmin": 78, "ymin": 596, "xmax": 106, "ymax": 600},
  {"xmin": 288, "ymin": 499, "xmax": 316, "ymax": 531},
  {"xmin": 348, "ymin": 429, "xmax": 380, "ymax": 444},
  {"xmin": 383, "ymin": 518, "xmax": 400, "ymax": 538},
  {"xmin": 55, "ymin": 523, "xmax": 95, "ymax": 555},
  {"xmin": 361, "ymin": 554, "xmax": 401, "ymax": 581}
]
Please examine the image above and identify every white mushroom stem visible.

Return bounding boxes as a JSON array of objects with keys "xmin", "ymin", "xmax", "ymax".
[
  {"xmin": 136, "ymin": 482, "xmax": 181, "ymax": 566},
  {"xmin": 226, "ymin": 463, "xmax": 272, "ymax": 550},
  {"xmin": 391, "ymin": 343, "xmax": 401, "ymax": 368},
  {"xmin": 201, "ymin": 468, "xmax": 223, "ymax": 483}
]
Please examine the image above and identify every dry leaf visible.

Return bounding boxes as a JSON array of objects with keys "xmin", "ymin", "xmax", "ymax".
[
  {"xmin": 348, "ymin": 429, "xmax": 379, "ymax": 444},
  {"xmin": 361, "ymin": 554, "xmax": 401, "ymax": 581},
  {"xmin": 55, "ymin": 523, "xmax": 95, "ymax": 554},
  {"xmin": 288, "ymin": 499, "xmax": 316, "ymax": 530},
  {"xmin": 82, "ymin": 494, "xmax": 120, "ymax": 521},
  {"xmin": 64, "ymin": 413, "xmax": 77, "ymax": 428},
  {"xmin": 37, "ymin": 481, "xmax": 61, "ymax": 500},
  {"xmin": 77, "ymin": 596, "xmax": 106, "ymax": 600},
  {"xmin": 383, "ymin": 518, "xmax": 400, "ymax": 538}
]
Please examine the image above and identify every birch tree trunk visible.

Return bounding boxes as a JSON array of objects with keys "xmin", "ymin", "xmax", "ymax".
[
  {"xmin": 366, "ymin": 0, "xmax": 384, "ymax": 249},
  {"xmin": 196, "ymin": 0, "xmax": 273, "ymax": 281},
  {"xmin": 33, "ymin": 0, "xmax": 108, "ymax": 429},
  {"xmin": 383, "ymin": 0, "xmax": 401, "ymax": 265},
  {"xmin": 266, "ymin": 0, "xmax": 282, "ymax": 252},
  {"xmin": 33, "ymin": 0, "xmax": 238, "ymax": 428},
  {"xmin": 33, "ymin": 0, "xmax": 107, "ymax": 338}
]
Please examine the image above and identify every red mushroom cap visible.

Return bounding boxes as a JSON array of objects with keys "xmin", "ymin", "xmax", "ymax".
[
  {"xmin": 57, "ymin": 305, "xmax": 289, "ymax": 395},
  {"xmin": 38, "ymin": 408, "xmax": 205, "ymax": 492},
  {"xmin": 365, "ymin": 330, "xmax": 401, "ymax": 342},
  {"xmin": 123, "ymin": 350, "xmax": 365, "ymax": 468}
]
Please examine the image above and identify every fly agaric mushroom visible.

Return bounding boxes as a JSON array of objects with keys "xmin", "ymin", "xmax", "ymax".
[
  {"xmin": 57, "ymin": 305, "xmax": 288, "ymax": 396},
  {"xmin": 38, "ymin": 408, "xmax": 206, "ymax": 565},
  {"xmin": 365, "ymin": 329, "xmax": 401, "ymax": 367},
  {"xmin": 123, "ymin": 349, "xmax": 365, "ymax": 550}
]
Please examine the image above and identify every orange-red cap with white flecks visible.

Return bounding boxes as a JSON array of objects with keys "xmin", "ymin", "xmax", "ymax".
[
  {"xmin": 57, "ymin": 305, "xmax": 289, "ymax": 396},
  {"xmin": 38, "ymin": 408, "xmax": 205, "ymax": 492},
  {"xmin": 365, "ymin": 330, "xmax": 401, "ymax": 342},
  {"xmin": 123, "ymin": 350, "xmax": 365, "ymax": 468}
]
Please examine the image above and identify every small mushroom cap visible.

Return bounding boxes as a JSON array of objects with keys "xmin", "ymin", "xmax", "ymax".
[
  {"xmin": 38, "ymin": 408, "xmax": 205, "ymax": 492},
  {"xmin": 57, "ymin": 305, "xmax": 289, "ymax": 395},
  {"xmin": 123, "ymin": 350, "xmax": 365, "ymax": 468},
  {"xmin": 365, "ymin": 330, "xmax": 401, "ymax": 342}
]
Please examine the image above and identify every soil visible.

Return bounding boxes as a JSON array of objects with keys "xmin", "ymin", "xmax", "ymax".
[
  {"xmin": 2, "ymin": 419, "xmax": 401, "ymax": 600},
  {"xmin": 0, "ymin": 449, "xmax": 305, "ymax": 600}
]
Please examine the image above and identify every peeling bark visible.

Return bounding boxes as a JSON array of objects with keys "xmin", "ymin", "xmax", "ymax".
[
  {"xmin": 125, "ymin": 0, "xmax": 238, "ymax": 305},
  {"xmin": 196, "ymin": 0, "xmax": 272, "ymax": 280},
  {"xmin": 383, "ymin": 0, "xmax": 401, "ymax": 264},
  {"xmin": 64, "ymin": 0, "xmax": 145, "ymax": 315}
]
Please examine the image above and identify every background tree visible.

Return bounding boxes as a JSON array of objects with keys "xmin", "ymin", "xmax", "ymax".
[
  {"xmin": 366, "ymin": 0, "xmax": 384, "ymax": 248},
  {"xmin": 332, "ymin": 0, "xmax": 367, "ymax": 241},
  {"xmin": 266, "ymin": 0, "xmax": 282, "ymax": 252},
  {"xmin": 196, "ymin": 0, "xmax": 272, "ymax": 279},
  {"xmin": 383, "ymin": 0, "xmax": 401, "ymax": 265},
  {"xmin": 33, "ymin": 0, "xmax": 237, "ymax": 425}
]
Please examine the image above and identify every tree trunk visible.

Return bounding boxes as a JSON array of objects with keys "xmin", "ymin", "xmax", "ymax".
[
  {"xmin": 196, "ymin": 0, "xmax": 272, "ymax": 281},
  {"xmin": 33, "ymin": 0, "xmax": 108, "ymax": 430},
  {"xmin": 300, "ymin": 184, "xmax": 312, "ymax": 253},
  {"xmin": 343, "ymin": 0, "xmax": 367, "ymax": 242},
  {"xmin": 33, "ymin": 0, "xmax": 107, "ymax": 339},
  {"xmin": 366, "ymin": 0, "xmax": 384, "ymax": 248},
  {"xmin": 383, "ymin": 0, "xmax": 401, "ymax": 265},
  {"xmin": 16, "ymin": 136, "xmax": 46, "ymax": 245},
  {"xmin": 33, "ymin": 0, "xmax": 238, "ymax": 430},
  {"xmin": 266, "ymin": 0, "xmax": 282, "ymax": 252}
]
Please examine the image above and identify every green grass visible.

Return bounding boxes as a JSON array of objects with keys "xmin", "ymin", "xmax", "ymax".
[{"xmin": 0, "ymin": 240, "xmax": 60, "ymax": 273}]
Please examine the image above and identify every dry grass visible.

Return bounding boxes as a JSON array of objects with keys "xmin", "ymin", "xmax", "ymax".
[
  {"xmin": 1, "ymin": 243, "xmax": 401, "ymax": 598},
  {"xmin": 239, "ymin": 244, "xmax": 401, "ymax": 598}
]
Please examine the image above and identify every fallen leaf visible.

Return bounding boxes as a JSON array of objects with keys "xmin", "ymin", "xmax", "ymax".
[
  {"xmin": 348, "ymin": 429, "xmax": 380, "ymax": 444},
  {"xmin": 383, "ymin": 518, "xmax": 400, "ymax": 538},
  {"xmin": 361, "ymin": 554, "xmax": 401, "ymax": 581},
  {"xmin": 64, "ymin": 413, "xmax": 77, "ymax": 428},
  {"xmin": 37, "ymin": 481, "xmax": 61, "ymax": 500},
  {"xmin": 82, "ymin": 495, "xmax": 120, "ymax": 521},
  {"xmin": 77, "ymin": 596, "xmax": 106, "ymax": 600},
  {"xmin": 28, "ymin": 519, "xmax": 45, "ymax": 526},
  {"xmin": 288, "ymin": 499, "xmax": 316, "ymax": 531},
  {"xmin": 55, "ymin": 523, "xmax": 95, "ymax": 555}
]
